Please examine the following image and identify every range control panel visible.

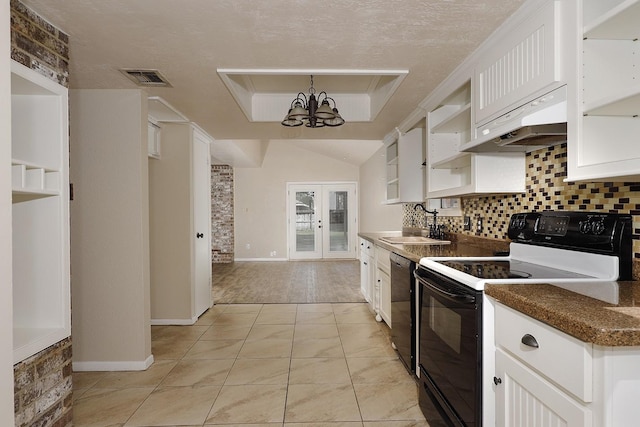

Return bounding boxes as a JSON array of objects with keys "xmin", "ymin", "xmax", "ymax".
[{"xmin": 507, "ymin": 211, "xmax": 632, "ymax": 258}]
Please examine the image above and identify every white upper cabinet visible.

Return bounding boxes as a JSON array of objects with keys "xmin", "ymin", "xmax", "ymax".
[
  {"xmin": 11, "ymin": 60, "xmax": 70, "ymax": 363},
  {"xmin": 385, "ymin": 127, "xmax": 424, "ymax": 203},
  {"xmin": 474, "ymin": 1, "xmax": 564, "ymax": 127},
  {"xmin": 567, "ymin": 0, "xmax": 640, "ymax": 181},
  {"xmin": 425, "ymin": 79, "xmax": 525, "ymax": 198},
  {"xmin": 428, "ymin": 81, "xmax": 472, "ymax": 171}
]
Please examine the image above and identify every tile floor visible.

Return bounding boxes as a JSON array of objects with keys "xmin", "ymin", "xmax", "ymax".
[{"xmin": 72, "ymin": 303, "xmax": 428, "ymax": 426}]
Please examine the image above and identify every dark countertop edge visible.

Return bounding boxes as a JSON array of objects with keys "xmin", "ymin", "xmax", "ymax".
[
  {"xmin": 360, "ymin": 231, "xmax": 640, "ymax": 346},
  {"xmin": 485, "ymin": 283, "xmax": 640, "ymax": 347},
  {"xmin": 358, "ymin": 231, "xmax": 509, "ymax": 263},
  {"xmin": 358, "ymin": 231, "xmax": 426, "ymax": 262}
]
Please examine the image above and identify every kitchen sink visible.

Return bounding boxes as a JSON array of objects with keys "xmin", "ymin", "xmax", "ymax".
[{"xmin": 378, "ymin": 236, "xmax": 450, "ymax": 245}]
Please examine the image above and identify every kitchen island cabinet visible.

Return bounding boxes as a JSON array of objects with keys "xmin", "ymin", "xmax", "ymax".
[{"xmin": 487, "ymin": 282, "xmax": 640, "ymax": 427}]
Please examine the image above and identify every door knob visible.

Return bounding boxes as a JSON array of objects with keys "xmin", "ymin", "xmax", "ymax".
[{"xmin": 196, "ymin": 233, "xmax": 204, "ymax": 238}]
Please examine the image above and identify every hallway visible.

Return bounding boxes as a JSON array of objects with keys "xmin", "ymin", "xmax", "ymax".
[
  {"xmin": 72, "ymin": 303, "xmax": 427, "ymax": 426},
  {"xmin": 212, "ymin": 260, "xmax": 365, "ymax": 304}
]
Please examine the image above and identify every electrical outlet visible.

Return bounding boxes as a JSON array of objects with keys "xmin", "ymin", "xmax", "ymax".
[
  {"xmin": 270, "ymin": 251, "xmax": 277, "ymax": 257},
  {"xmin": 463, "ymin": 216, "xmax": 471, "ymax": 231},
  {"xmin": 246, "ymin": 243, "xmax": 251, "ymax": 250},
  {"xmin": 477, "ymin": 217, "xmax": 483, "ymax": 233}
]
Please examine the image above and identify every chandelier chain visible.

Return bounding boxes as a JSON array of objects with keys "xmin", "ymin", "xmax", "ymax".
[{"xmin": 309, "ymin": 75, "xmax": 316, "ymax": 94}]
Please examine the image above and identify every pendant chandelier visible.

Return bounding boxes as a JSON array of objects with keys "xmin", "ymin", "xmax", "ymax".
[{"xmin": 281, "ymin": 75, "xmax": 345, "ymax": 128}]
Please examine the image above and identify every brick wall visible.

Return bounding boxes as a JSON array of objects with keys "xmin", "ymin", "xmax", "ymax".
[
  {"xmin": 10, "ymin": 0, "xmax": 68, "ymax": 86},
  {"xmin": 13, "ymin": 339, "xmax": 72, "ymax": 427},
  {"xmin": 212, "ymin": 165, "xmax": 234, "ymax": 263},
  {"xmin": 10, "ymin": 1, "xmax": 72, "ymax": 426}
]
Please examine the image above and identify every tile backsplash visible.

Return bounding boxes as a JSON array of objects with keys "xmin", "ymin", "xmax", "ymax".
[{"xmin": 404, "ymin": 143, "xmax": 640, "ymax": 258}]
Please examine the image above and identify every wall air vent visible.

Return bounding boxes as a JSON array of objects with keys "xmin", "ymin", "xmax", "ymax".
[{"xmin": 120, "ymin": 69, "xmax": 172, "ymax": 87}]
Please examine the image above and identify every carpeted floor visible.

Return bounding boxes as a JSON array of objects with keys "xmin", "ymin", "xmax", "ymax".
[{"xmin": 212, "ymin": 260, "xmax": 365, "ymax": 304}]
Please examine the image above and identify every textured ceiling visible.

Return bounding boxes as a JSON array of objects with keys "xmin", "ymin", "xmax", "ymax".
[{"xmin": 21, "ymin": 0, "xmax": 526, "ymax": 164}]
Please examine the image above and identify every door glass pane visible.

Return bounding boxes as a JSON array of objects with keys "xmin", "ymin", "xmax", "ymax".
[
  {"xmin": 328, "ymin": 191, "xmax": 348, "ymax": 252},
  {"xmin": 295, "ymin": 191, "xmax": 315, "ymax": 252}
]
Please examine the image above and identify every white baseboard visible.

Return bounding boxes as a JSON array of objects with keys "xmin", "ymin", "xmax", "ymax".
[
  {"xmin": 150, "ymin": 317, "xmax": 197, "ymax": 325},
  {"xmin": 73, "ymin": 354, "xmax": 154, "ymax": 372},
  {"xmin": 233, "ymin": 257, "xmax": 289, "ymax": 262}
]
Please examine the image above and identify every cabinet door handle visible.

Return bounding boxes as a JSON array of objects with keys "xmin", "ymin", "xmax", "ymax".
[
  {"xmin": 521, "ymin": 333, "xmax": 539, "ymax": 348},
  {"xmin": 196, "ymin": 233, "xmax": 204, "ymax": 239},
  {"xmin": 493, "ymin": 376, "xmax": 502, "ymax": 385}
]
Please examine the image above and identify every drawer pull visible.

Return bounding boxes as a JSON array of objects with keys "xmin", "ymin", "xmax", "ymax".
[{"xmin": 521, "ymin": 333, "xmax": 539, "ymax": 348}]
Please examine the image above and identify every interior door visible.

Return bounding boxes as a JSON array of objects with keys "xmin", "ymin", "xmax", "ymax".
[
  {"xmin": 192, "ymin": 129, "xmax": 212, "ymax": 317},
  {"xmin": 288, "ymin": 183, "xmax": 357, "ymax": 260}
]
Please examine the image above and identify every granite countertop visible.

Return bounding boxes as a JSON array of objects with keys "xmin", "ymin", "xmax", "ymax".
[
  {"xmin": 359, "ymin": 230, "xmax": 640, "ymax": 347},
  {"xmin": 358, "ymin": 231, "xmax": 509, "ymax": 263},
  {"xmin": 485, "ymin": 282, "xmax": 640, "ymax": 347}
]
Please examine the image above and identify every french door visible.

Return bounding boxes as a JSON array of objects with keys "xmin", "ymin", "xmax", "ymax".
[{"xmin": 287, "ymin": 183, "xmax": 357, "ymax": 260}]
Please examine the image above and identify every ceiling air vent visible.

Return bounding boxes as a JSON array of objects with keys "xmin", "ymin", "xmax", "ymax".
[{"xmin": 120, "ymin": 69, "xmax": 172, "ymax": 87}]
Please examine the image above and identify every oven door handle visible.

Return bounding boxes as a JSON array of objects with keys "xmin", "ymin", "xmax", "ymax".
[{"xmin": 415, "ymin": 270, "xmax": 476, "ymax": 305}]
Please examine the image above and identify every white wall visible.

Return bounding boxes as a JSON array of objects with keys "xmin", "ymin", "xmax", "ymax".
[
  {"xmin": 0, "ymin": 1, "xmax": 15, "ymax": 424},
  {"xmin": 359, "ymin": 144, "xmax": 403, "ymax": 232},
  {"xmin": 234, "ymin": 141, "xmax": 359, "ymax": 259},
  {"xmin": 69, "ymin": 89, "xmax": 152, "ymax": 370},
  {"xmin": 149, "ymin": 123, "xmax": 194, "ymax": 321}
]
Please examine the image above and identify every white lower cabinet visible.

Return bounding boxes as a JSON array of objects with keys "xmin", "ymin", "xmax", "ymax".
[
  {"xmin": 359, "ymin": 238, "xmax": 392, "ymax": 325},
  {"xmin": 495, "ymin": 349, "xmax": 592, "ymax": 426},
  {"xmin": 375, "ymin": 246, "xmax": 391, "ymax": 326},
  {"xmin": 494, "ymin": 303, "xmax": 592, "ymax": 426},
  {"xmin": 359, "ymin": 238, "xmax": 374, "ymax": 304},
  {"xmin": 493, "ymin": 301, "xmax": 640, "ymax": 427}
]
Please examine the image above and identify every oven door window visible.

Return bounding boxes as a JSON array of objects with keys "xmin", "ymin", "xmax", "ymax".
[
  {"xmin": 430, "ymin": 296, "xmax": 462, "ymax": 354},
  {"xmin": 418, "ymin": 273, "xmax": 481, "ymax": 426}
]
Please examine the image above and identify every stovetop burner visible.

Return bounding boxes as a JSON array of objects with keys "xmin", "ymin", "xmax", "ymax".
[
  {"xmin": 437, "ymin": 260, "xmax": 532, "ymax": 279},
  {"xmin": 420, "ymin": 211, "xmax": 632, "ymax": 291},
  {"xmin": 435, "ymin": 259, "xmax": 595, "ymax": 281}
]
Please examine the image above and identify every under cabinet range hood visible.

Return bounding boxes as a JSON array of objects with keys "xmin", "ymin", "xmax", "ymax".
[{"xmin": 460, "ymin": 86, "xmax": 567, "ymax": 153}]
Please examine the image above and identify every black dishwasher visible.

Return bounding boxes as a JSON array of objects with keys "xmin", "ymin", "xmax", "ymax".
[{"xmin": 390, "ymin": 252, "xmax": 416, "ymax": 375}]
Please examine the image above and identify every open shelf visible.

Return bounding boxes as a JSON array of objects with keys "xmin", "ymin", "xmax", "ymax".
[
  {"xmin": 584, "ymin": 0, "xmax": 640, "ymax": 39},
  {"xmin": 11, "ymin": 60, "xmax": 70, "ymax": 363},
  {"xmin": 431, "ymin": 102, "xmax": 471, "ymax": 134},
  {"xmin": 583, "ymin": 87, "xmax": 640, "ymax": 116},
  {"xmin": 430, "ymin": 152, "xmax": 471, "ymax": 170}
]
